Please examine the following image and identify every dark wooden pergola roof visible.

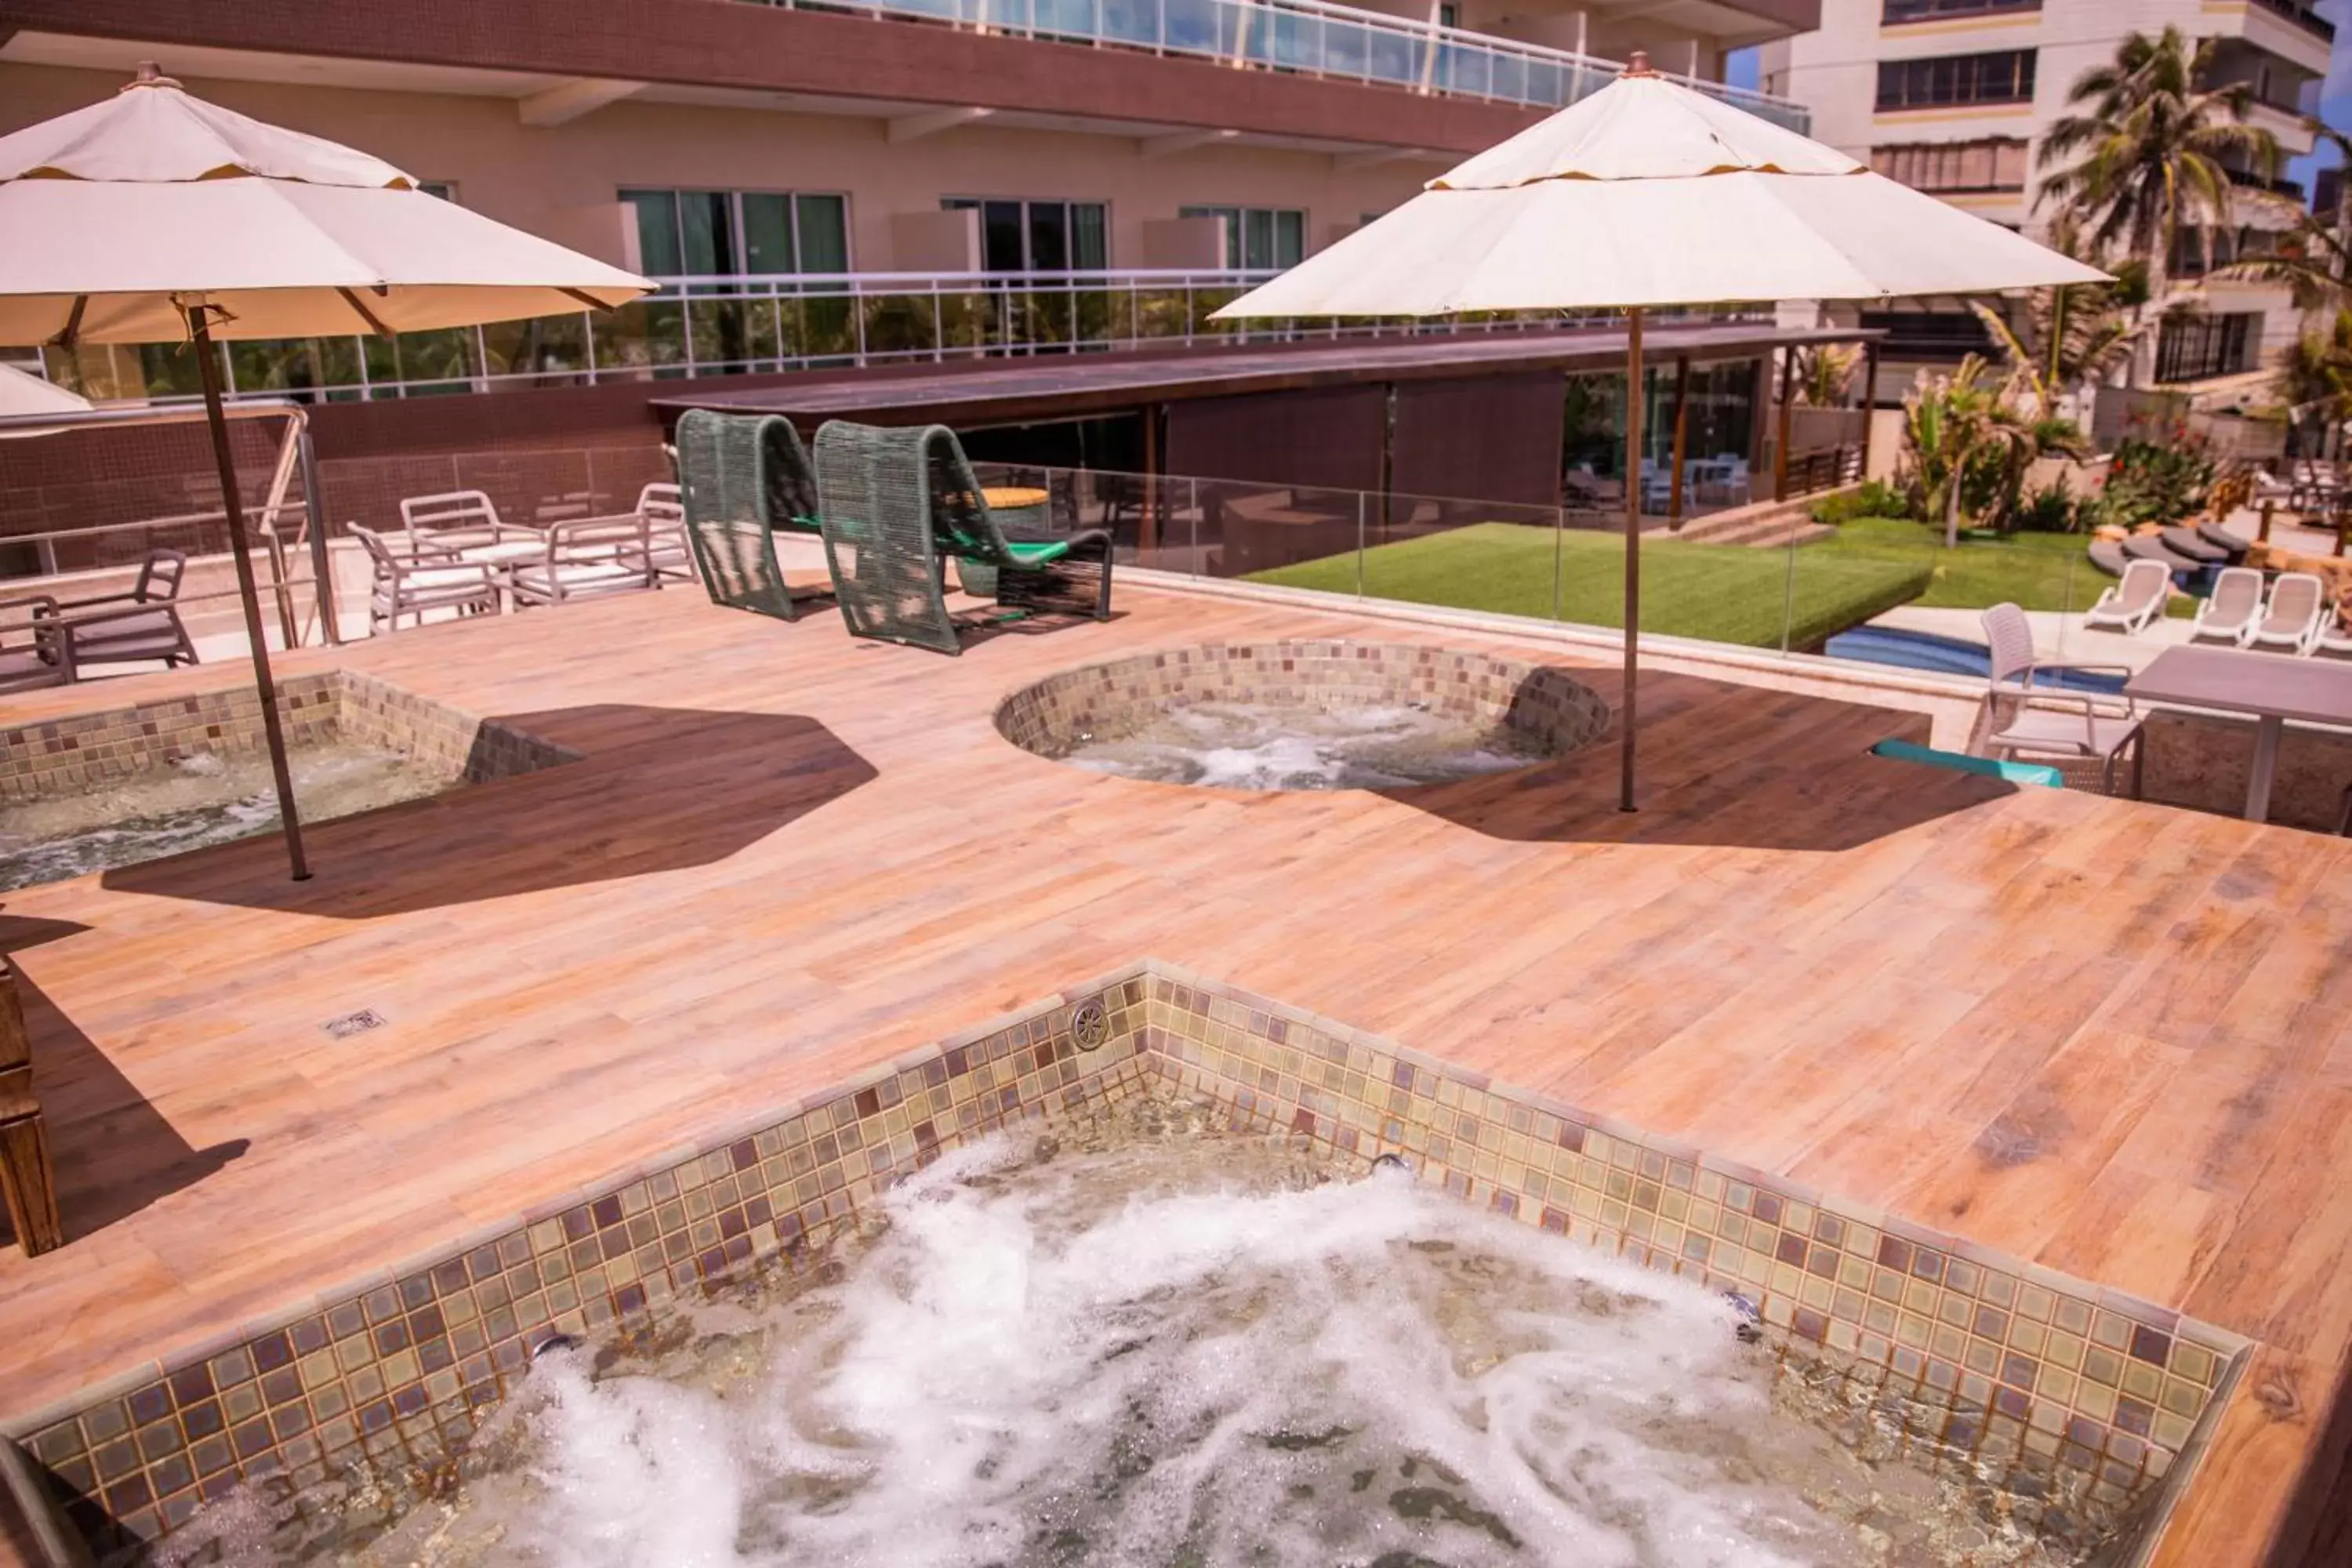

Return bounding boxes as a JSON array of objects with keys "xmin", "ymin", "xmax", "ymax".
[{"xmin": 649, "ymin": 321, "xmax": 1885, "ymax": 430}]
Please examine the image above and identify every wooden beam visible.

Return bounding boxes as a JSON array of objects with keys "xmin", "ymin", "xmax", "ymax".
[
  {"xmin": 887, "ymin": 106, "xmax": 994, "ymax": 143},
  {"xmin": 516, "ymin": 77, "xmax": 645, "ymax": 126},
  {"xmin": 1856, "ymin": 338, "xmax": 1881, "ymax": 483}
]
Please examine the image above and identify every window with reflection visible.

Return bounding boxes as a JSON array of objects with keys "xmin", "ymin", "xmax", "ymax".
[{"xmin": 1875, "ymin": 50, "xmax": 2035, "ymax": 110}]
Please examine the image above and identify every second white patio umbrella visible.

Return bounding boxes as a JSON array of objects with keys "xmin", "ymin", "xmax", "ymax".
[
  {"xmin": 1214, "ymin": 56, "xmax": 2106, "ymax": 810},
  {"xmin": 0, "ymin": 65, "xmax": 651, "ymax": 880}
]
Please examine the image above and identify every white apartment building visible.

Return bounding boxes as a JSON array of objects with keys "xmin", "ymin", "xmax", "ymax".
[{"xmin": 1759, "ymin": 0, "xmax": 2330, "ymax": 395}]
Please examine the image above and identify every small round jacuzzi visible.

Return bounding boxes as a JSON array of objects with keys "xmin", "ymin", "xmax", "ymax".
[{"xmin": 993, "ymin": 641, "xmax": 1612, "ymax": 791}]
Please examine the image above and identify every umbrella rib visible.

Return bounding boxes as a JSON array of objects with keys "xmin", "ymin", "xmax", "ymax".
[
  {"xmin": 47, "ymin": 295, "xmax": 88, "ymax": 348},
  {"xmin": 336, "ymin": 285, "xmax": 395, "ymax": 337},
  {"xmin": 557, "ymin": 286, "xmax": 615, "ymax": 311}
]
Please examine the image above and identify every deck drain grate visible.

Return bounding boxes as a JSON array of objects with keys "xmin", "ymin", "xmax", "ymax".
[{"xmin": 322, "ymin": 1009, "xmax": 387, "ymax": 1039}]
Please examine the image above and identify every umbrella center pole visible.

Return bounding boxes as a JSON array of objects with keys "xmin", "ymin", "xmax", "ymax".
[
  {"xmin": 1620, "ymin": 306, "xmax": 1642, "ymax": 813},
  {"xmin": 187, "ymin": 305, "xmax": 312, "ymax": 882}
]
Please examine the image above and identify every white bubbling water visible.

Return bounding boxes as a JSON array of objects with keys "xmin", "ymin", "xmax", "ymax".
[
  {"xmin": 162, "ymin": 1105, "xmax": 2102, "ymax": 1568},
  {"xmin": 0, "ymin": 746, "xmax": 441, "ymax": 891},
  {"xmin": 1062, "ymin": 702, "xmax": 1544, "ymax": 790}
]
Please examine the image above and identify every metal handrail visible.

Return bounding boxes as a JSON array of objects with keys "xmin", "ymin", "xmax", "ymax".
[{"xmin": 747, "ymin": 0, "xmax": 1810, "ymax": 127}]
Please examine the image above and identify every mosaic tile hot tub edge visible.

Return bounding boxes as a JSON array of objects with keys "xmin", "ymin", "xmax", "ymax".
[
  {"xmin": 0, "ymin": 670, "xmax": 576, "ymax": 803},
  {"xmin": 6, "ymin": 964, "xmax": 1157, "ymax": 1559},
  {"xmin": 5, "ymin": 956, "xmax": 2249, "ymax": 1564},
  {"xmin": 1132, "ymin": 961, "xmax": 2251, "ymax": 1561}
]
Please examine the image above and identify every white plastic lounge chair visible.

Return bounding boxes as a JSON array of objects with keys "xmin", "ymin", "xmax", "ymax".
[
  {"xmin": 1978, "ymin": 603, "xmax": 2144, "ymax": 794},
  {"xmin": 2310, "ymin": 614, "xmax": 2352, "ymax": 660},
  {"xmin": 2190, "ymin": 567, "xmax": 2264, "ymax": 646},
  {"xmin": 2247, "ymin": 572, "xmax": 2327, "ymax": 654},
  {"xmin": 354, "ymin": 524, "xmax": 499, "ymax": 633},
  {"xmin": 2083, "ymin": 558, "xmax": 2171, "ymax": 635}
]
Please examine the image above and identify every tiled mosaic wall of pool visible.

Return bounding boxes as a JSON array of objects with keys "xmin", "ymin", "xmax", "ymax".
[
  {"xmin": 0, "ymin": 670, "xmax": 575, "ymax": 804},
  {"xmin": 2, "ymin": 960, "xmax": 2245, "ymax": 1565}
]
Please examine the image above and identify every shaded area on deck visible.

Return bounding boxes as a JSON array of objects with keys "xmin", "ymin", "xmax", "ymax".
[{"xmin": 0, "ymin": 588, "xmax": 2346, "ymax": 1566}]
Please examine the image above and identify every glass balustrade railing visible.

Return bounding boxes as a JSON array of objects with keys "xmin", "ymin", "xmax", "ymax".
[
  {"xmin": 35, "ymin": 273, "xmax": 1771, "ymax": 405},
  {"xmin": 746, "ymin": 0, "xmax": 1810, "ymax": 130}
]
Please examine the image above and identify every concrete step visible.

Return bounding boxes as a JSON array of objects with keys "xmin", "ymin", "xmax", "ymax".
[{"xmin": 1675, "ymin": 481, "xmax": 1858, "ymax": 547}]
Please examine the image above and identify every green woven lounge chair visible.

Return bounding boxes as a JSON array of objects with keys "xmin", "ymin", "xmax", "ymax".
[
  {"xmin": 673, "ymin": 409, "xmax": 822, "ymax": 621},
  {"xmin": 812, "ymin": 421, "xmax": 1114, "ymax": 655}
]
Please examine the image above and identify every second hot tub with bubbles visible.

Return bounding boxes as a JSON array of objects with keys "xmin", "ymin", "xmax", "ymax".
[{"xmin": 993, "ymin": 640, "xmax": 1616, "ymax": 791}]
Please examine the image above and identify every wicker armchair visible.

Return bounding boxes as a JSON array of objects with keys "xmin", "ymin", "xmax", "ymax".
[
  {"xmin": 673, "ymin": 409, "xmax": 819, "ymax": 620},
  {"xmin": 812, "ymin": 420, "xmax": 1113, "ymax": 655}
]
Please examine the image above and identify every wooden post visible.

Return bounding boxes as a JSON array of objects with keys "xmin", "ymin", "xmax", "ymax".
[
  {"xmin": 191, "ymin": 304, "xmax": 309, "ymax": 882},
  {"xmin": 1772, "ymin": 347, "xmax": 1797, "ymax": 505},
  {"xmin": 1857, "ymin": 339, "xmax": 1881, "ymax": 482},
  {"xmin": 0, "ymin": 960, "xmax": 63, "ymax": 1257},
  {"xmin": 2259, "ymin": 499, "xmax": 2274, "ymax": 543},
  {"xmin": 1667, "ymin": 355, "xmax": 1690, "ymax": 529}
]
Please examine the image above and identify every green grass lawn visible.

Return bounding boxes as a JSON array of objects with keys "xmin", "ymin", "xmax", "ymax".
[
  {"xmin": 1247, "ymin": 521, "xmax": 1932, "ymax": 649},
  {"xmin": 1800, "ymin": 516, "xmax": 2191, "ymax": 616}
]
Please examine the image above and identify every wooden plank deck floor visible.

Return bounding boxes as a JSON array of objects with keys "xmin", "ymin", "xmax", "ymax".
[{"xmin": 2, "ymin": 584, "xmax": 2349, "ymax": 1563}]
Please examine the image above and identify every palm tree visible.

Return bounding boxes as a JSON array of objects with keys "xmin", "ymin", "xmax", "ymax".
[
  {"xmin": 2275, "ymin": 307, "xmax": 2352, "ymax": 469},
  {"xmin": 2036, "ymin": 26, "xmax": 2280, "ymax": 381},
  {"xmin": 1792, "ymin": 343, "xmax": 1861, "ymax": 407},
  {"xmin": 1903, "ymin": 357, "xmax": 2031, "ymax": 546},
  {"xmin": 1903, "ymin": 356, "xmax": 2089, "ymax": 543},
  {"xmin": 1969, "ymin": 218, "xmax": 2151, "ymax": 413},
  {"xmin": 2214, "ymin": 125, "xmax": 2352, "ymax": 309}
]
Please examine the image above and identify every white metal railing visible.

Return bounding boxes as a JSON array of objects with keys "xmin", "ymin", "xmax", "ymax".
[
  {"xmin": 746, "ymin": 0, "xmax": 1811, "ymax": 131},
  {"xmin": 35, "ymin": 270, "xmax": 1773, "ymax": 405}
]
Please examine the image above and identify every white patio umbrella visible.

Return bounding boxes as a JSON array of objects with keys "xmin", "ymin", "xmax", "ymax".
[
  {"xmin": 1214, "ymin": 56, "xmax": 2107, "ymax": 811},
  {"xmin": 0, "ymin": 65, "xmax": 651, "ymax": 880},
  {"xmin": 0, "ymin": 363, "xmax": 93, "ymax": 422}
]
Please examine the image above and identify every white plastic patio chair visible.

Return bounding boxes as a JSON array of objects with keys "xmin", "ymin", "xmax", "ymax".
[
  {"xmin": 0, "ymin": 593, "xmax": 75, "ymax": 692},
  {"xmin": 637, "ymin": 482, "xmax": 693, "ymax": 586},
  {"xmin": 353, "ymin": 524, "xmax": 499, "ymax": 633},
  {"xmin": 1977, "ymin": 602, "xmax": 2144, "ymax": 795},
  {"xmin": 2247, "ymin": 572, "xmax": 2327, "ymax": 654},
  {"xmin": 510, "ymin": 517, "xmax": 659, "ymax": 607},
  {"xmin": 398, "ymin": 489, "xmax": 542, "ymax": 553},
  {"xmin": 2190, "ymin": 566, "xmax": 2264, "ymax": 647},
  {"xmin": 2310, "ymin": 613, "xmax": 2352, "ymax": 659},
  {"xmin": 2082, "ymin": 557, "xmax": 2171, "ymax": 636}
]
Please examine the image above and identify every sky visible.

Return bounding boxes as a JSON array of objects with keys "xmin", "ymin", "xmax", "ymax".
[{"xmin": 1727, "ymin": 14, "xmax": 2352, "ymax": 198}]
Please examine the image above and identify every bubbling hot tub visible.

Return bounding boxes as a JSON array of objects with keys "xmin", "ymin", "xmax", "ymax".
[{"xmin": 993, "ymin": 641, "xmax": 1613, "ymax": 790}]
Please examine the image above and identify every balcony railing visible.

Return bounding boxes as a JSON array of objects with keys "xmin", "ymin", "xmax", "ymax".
[
  {"xmin": 745, "ymin": 0, "xmax": 1810, "ymax": 132},
  {"xmin": 2249, "ymin": 0, "xmax": 2336, "ymax": 42},
  {"xmin": 2225, "ymin": 166, "xmax": 2307, "ymax": 201},
  {"xmin": 34, "ymin": 270, "xmax": 1772, "ymax": 405}
]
